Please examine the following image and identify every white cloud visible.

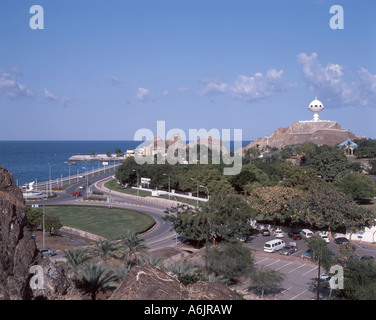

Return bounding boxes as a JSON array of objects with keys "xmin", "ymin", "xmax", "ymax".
[
  {"xmin": 44, "ymin": 88, "xmax": 59, "ymax": 101},
  {"xmin": 178, "ymin": 85, "xmax": 194, "ymax": 93},
  {"xmin": 0, "ymin": 69, "xmax": 34, "ymax": 99},
  {"xmin": 163, "ymin": 89, "xmax": 168, "ymax": 97},
  {"xmin": 297, "ymin": 52, "xmax": 376, "ymax": 107},
  {"xmin": 136, "ymin": 87, "xmax": 154, "ymax": 102},
  {"xmin": 44, "ymin": 87, "xmax": 71, "ymax": 107},
  {"xmin": 200, "ymin": 69, "xmax": 292, "ymax": 102},
  {"xmin": 104, "ymin": 74, "xmax": 124, "ymax": 85}
]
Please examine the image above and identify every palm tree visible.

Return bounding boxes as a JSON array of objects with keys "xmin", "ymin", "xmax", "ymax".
[
  {"xmin": 139, "ymin": 254, "xmax": 163, "ymax": 268},
  {"xmin": 91, "ymin": 239, "xmax": 122, "ymax": 262},
  {"xmin": 120, "ymin": 230, "xmax": 149, "ymax": 264},
  {"xmin": 166, "ymin": 260, "xmax": 201, "ymax": 285},
  {"xmin": 114, "ymin": 263, "xmax": 135, "ymax": 282},
  {"xmin": 74, "ymin": 262, "xmax": 118, "ymax": 300},
  {"xmin": 62, "ymin": 247, "xmax": 92, "ymax": 276}
]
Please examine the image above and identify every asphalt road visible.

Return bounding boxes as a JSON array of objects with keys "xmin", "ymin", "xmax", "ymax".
[
  {"xmin": 26, "ymin": 171, "xmax": 178, "ymax": 254},
  {"xmin": 243, "ymin": 232, "xmax": 376, "ymax": 300}
]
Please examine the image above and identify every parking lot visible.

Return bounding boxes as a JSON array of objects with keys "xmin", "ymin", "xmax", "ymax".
[{"xmin": 241, "ymin": 230, "xmax": 376, "ymax": 300}]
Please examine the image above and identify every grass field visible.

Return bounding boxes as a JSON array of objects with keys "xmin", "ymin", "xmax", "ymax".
[{"xmin": 38, "ymin": 205, "xmax": 155, "ymax": 240}]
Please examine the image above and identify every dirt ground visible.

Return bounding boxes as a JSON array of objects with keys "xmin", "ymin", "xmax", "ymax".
[{"xmin": 33, "ymin": 230, "xmax": 96, "ymax": 251}]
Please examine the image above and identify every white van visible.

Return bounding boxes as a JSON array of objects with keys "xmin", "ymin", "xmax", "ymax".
[
  {"xmin": 300, "ymin": 229, "xmax": 314, "ymax": 238},
  {"xmin": 264, "ymin": 239, "xmax": 285, "ymax": 253}
]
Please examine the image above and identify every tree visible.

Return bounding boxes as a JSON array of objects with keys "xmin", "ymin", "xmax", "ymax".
[
  {"xmin": 91, "ymin": 239, "xmax": 122, "ymax": 262},
  {"xmin": 62, "ymin": 247, "xmax": 92, "ymax": 276},
  {"xmin": 304, "ymin": 235, "xmax": 334, "ymax": 300},
  {"xmin": 334, "ymin": 172, "xmax": 376, "ymax": 201},
  {"xmin": 249, "ymin": 186, "xmax": 306, "ymax": 229},
  {"xmin": 44, "ymin": 215, "xmax": 62, "ymax": 235},
  {"xmin": 106, "ymin": 150, "xmax": 112, "ymax": 157},
  {"xmin": 165, "ymin": 260, "xmax": 202, "ymax": 285},
  {"xmin": 114, "ymin": 148, "xmax": 122, "ymax": 157},
  {"xmin": 304, "ymin": 146, "xmax": 350, "ymax": 182},
  {"xmin": 301, "ymin": 184, "xmax": 376, "ymax": 238},
  {"xmin": 74, "ymin": 262, "xmax": 118, "ymax": 300},
  {"xmin": 248, "ymin": 266, "xmax": 285, "ymax": 298},
  {"xmin": 276, "ymin": 162, "xmax": 321, "ymax": 190},
  {"xmin": 164, "ymin": 203, "xmax": 207, "ymax": 244},
  {"xmin": 337, "ymin": 259, "xmax": 376, "ymax": 300},
  {"xmin": 26, "ymin": 207, "xmax": 62, "ymax": 234},
  {"xmin": 164, "ymin": 193, "xmax": 256, "ymax": 244},
  {"xmin": 205, "ymin": 241, "xmax": 254, "ymax": 283},
  {"xmin": 120, "ymin": 230, "xmax": 149, "ymax": 264}
]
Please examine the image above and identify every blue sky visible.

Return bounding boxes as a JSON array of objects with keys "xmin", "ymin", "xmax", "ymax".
[{"xmin": 0, "ymin": 0, "xmax": 375, "ymax": 141}]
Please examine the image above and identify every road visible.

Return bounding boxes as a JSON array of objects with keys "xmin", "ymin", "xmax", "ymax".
[
  {"xmin": 241, "ymin": 232, "xmax": 376, "ymax": 300},
  {"xmin": 26, "ymin": 171, "xmax": 178, "ymax": 255}
]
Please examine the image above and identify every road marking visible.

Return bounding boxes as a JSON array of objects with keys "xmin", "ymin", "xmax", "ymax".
[
  {"xmin": 290, "ymin": 289, "xmax": 308, "ymax": 300},
  {"xmin": 288, "ymin": 264, "xmax": 306, "ymax": 273},
  {"xmin": 302, "ymin": 266, "xmax": 318, "ymax": 276},
  {"xmin": 255, "ymin": 258, "xmax": 269, "ymax": 265},
  {"xmin": 265, "ymin": 259, "xmax": 280, "ymax": 267},
  {"xmin": 276, "ymin": 287, "xmax": 292, "ymax": 297},
  {"xmin": 275, "ymin": 262, "xmax": 293, "ymax": 271}
]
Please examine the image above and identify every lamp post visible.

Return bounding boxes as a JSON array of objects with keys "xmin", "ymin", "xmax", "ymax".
[
  {"xmin": 190, "ymin": 178, "xmax": 199, "ymax": 208},
  {"xmin": 200, "ymin": 184, "xmax": 210, "ymax": 272},
  {"xmin": 163, "ymin": 173, "xmax": 171, "ymax": 202},
  {"xmin": 65, "ymin": 161, "xmax": 75, "ymax": 185},
  {"xmin": 48, "ymin": 163, "xmax": 52, "ymax": 197},
  {"xmin": 43, "ymin": 205, "xmax": 45, "ymax": 248},
  {"xmin": 132, "ymin": 169, "xmax": 139, "ymax": 196},
  {"xmin": 82, "ymin": 167, "xmax": 89, "ymax": 199}
]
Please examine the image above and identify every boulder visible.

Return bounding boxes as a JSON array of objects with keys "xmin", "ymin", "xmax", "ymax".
[{"xmin": 0, "ymin": 166, "xmax": 81, "ymax": 300}]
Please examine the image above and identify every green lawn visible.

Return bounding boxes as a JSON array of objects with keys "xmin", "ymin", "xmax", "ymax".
[{"xmin": 38, "ymin": 205, "xmax": 155, "ymax": 240}]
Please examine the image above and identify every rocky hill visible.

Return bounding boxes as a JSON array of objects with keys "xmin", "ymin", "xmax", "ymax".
[
  {"xmin": 0, "ymin": 166, "xmax": 80, "ymax": 300},
  {"xmin": 243, "ymin": 121, "xmax": 362, "ymax": 151},
  {"xmin": 109, "ymin": 263, "xmax": 240, "ymax": 300}
]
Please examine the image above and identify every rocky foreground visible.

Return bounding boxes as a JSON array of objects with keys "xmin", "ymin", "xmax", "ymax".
[{"xmin": 0, "ymin": 166, "xmax": 80, "ymax": 300}]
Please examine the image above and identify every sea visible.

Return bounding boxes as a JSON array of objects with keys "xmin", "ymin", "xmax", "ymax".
[{"xmin": 0, "ymin": 140, "xmax": 252, "ymax": 186}]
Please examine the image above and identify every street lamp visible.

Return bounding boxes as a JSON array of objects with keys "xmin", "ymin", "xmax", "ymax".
[
  {"xmin": 199, "ymin": 184, "xmax": 210, "ymax": 272},
  {"xmin": 190, "ymin": 178, "xmax": 199, "ymax": 208},
  {"xmin": 48, "ymin": 163, "xmax": 52, "ymax": 197},
  {"xmin": 163, "ymin": 173, "xmax": 171, "ymax": 202},
  {"xmin": 132, "ymin": 169, "xmax": 139, "ymax": 196},
  {"xmin": 199, "ymin": 185, "xmax": 209, "ymax": 200},
  {"xmin": 82, "ymin": 167, "xmax": 89, "ymax": 199},
  {"xmin": 65, "ymin": 161, "xmax": 75, "ymax": 185}
]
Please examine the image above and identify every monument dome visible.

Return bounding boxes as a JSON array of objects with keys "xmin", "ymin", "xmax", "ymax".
[{"xmin": 308, "ymin": 98, "xmax": 324, "ymax": 121}]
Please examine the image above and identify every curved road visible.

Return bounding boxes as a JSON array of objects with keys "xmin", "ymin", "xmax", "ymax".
[{"xmin": 25, "ymin": 172, "xmax": 178, "ymax": 252}]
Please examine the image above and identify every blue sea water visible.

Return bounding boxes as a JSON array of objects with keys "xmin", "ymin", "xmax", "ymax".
[
  {"xmin": 0, "ymin": 140, "xmax": 252, "ymax": 186},
  {"xmin": 0, "ymin": 141, "xmax": 141, "ymax": 186}
]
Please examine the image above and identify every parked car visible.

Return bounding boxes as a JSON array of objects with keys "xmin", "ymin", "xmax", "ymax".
[
  {"xmin": 314, "ymin": 274, "xmax": 331, "ymax": 288},
  {"xmin": 288, "ymin": 232, "xmax": 302, "ymax": 240},
  {"xmin": 302, "ymin": 248, "xmax": 313, "ymax": 260},
  {"xmin": 273, "ymin": 229, "xmax": 284, "ymax": 238},
  {"xmin": 279, "ymin": 243, "xmax": 298, "ymax": 256},
  {"xmin": 264, "ymin": 239, "xmax": 285, "ymax": 253},
  {"xmin": 261, "ymin": 229, "xmax": 271, "ymax": 236},
  {"xmin": 320, "ymin": 234, "xmax": 330, "ymax": 243},
  {"xmin": 38, "ymin": 248, "xmax": 56, "ymax": 257},
  {"xmin": 300, "ymin": 229, "xmax": 314, "ymax": 238},
  {"xmin": 335, "ymin": 237, "xmax": 350, "ymax": 245}
]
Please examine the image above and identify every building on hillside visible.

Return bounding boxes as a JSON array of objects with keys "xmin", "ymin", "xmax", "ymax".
[{"xmin": 338, "ymin": 139, "xmax": 358, "ymax": 156}]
